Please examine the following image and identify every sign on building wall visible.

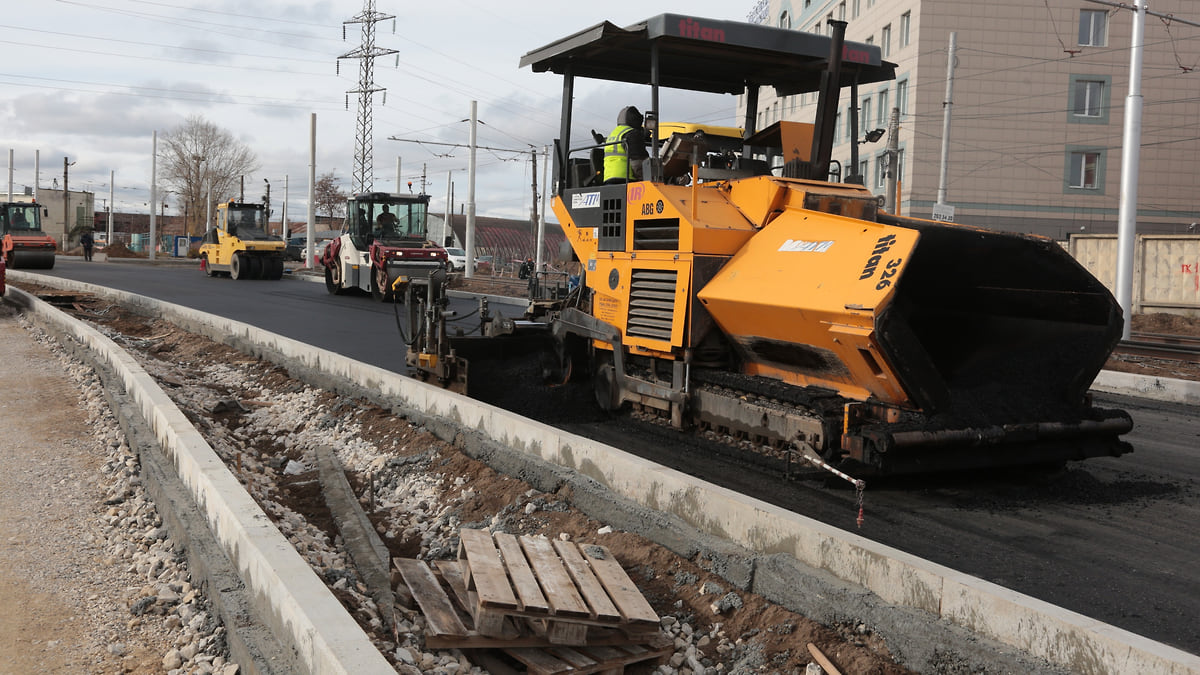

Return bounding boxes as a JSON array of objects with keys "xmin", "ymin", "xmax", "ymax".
[{"xmin": 931, "ymin": 203, "xmax": 955, "ymax": 223}]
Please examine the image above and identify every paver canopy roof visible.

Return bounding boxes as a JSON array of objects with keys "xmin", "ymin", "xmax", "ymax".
[{"xmin": 519, "ymin": 13, "xmax": 896, "ymax": 96}]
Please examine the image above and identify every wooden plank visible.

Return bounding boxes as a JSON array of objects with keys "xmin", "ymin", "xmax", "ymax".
[
  {"xmin": 808, "ymin": 642, "xmax": 844, "ymax": 675},
  {"xmin": 496, "ymin": 532, "xmax": 550, "ymax": 613},
  {"xmin": 579, "ymin": 544, "xmax": 659, "ymax": 625},
  {"xmin": 394, "ymin": 558, "xmax": 469, "ymax": 638},
  {"xmin": 554, "ymin": 540, "xmax": 622, "ymax": 623},
  {"xmin": 546, "ymin": 646, "xmax": 599, "ymax": 669},
  {"xmin": 505, "ymin": 647, "xmax": 575, "ymax": 675},
  {"xmin": 519, "ymin": 536, "xmax": 591, "ymax": 618},
  {"xmin": 431, "ymin": 560, "xmax": 473, "ymax": 616},
  {"xmin": 458, "ymin": 529, "xmax": 519, "ymax": 610},
  {"xmin": 424, "ymin": 625, "xmax": 651, "ymax": 650},
  {"xmin": 546, "ymin": 620, "xmax": 589, "ymax": 645}
]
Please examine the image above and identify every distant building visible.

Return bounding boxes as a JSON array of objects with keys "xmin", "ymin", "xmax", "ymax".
[
  {"xmin": 747, "ymin": 0, "xmax": 1199, "ymax": 238},
  {"xmin": 10, "ymin": 188, "xmax": 93, "ymax": 248}
]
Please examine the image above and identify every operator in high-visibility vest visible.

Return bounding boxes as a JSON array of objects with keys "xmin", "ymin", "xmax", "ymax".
[{"xmin": 603, "ymin": 106, "xmax": 649, "ymax": 183}]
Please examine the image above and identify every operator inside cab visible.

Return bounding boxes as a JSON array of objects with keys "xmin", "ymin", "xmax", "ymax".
[
  {"xmin": 603, "ymin": 106, "xmax": 649, "ymax": 183},
  {"xmin": 376, "ymin": 204, "xmax": 399, "ymax": 236}
]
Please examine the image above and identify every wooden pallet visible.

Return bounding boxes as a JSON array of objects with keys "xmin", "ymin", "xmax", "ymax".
[
  {"xmin": 395, "ymin": 529, "xmax": 670, "ymax": 673},
  {"xmin": 456, "ymin": 529, "xmax": 660, "ymax": 644}
]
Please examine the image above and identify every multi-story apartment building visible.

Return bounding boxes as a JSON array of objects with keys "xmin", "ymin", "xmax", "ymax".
[{"xmin": 743, "ymin": 0, "xmax": 1199, "ymax": 239}]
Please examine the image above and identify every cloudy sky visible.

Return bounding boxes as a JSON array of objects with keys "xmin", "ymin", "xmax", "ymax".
[{"xmin": 1, "ymin": 0, "xmax": 758, "ymax": 224}]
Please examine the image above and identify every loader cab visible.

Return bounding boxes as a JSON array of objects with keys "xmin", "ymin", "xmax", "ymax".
[
  {"xmin": 0, "ymin": 203, "xmax": 45, "ymax": 234},
  {"xmin": 216, "ymin": 201, "xmax": 269, "ymax": 239},
  {"xmin": 344, "ymin": 192, "xmax": 430, "ymax": 250}
]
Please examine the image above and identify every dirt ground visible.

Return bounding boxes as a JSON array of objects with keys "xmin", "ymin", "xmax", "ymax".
[{"xmin": 1103, "ymin": 313, "xmax": 1200, "ymax": 380}]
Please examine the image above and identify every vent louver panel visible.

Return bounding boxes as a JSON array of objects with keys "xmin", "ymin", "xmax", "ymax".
[{"xmin": 627, "ymin": 269, "xmax": 678, "ymax": 341}]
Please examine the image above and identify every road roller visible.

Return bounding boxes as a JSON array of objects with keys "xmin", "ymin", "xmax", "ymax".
[{"xmin": 1, "ymin": 201, "xmax": 57, "ymax": 269}]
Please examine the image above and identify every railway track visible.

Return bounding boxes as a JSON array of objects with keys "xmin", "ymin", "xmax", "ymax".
[{"xmin": 1117, "ymin": 330, "xmax": 1200, "ymax": 363}]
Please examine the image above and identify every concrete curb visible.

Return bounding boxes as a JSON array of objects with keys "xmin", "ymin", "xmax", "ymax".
[
  {"xmin": 6, "ymin": 277, "xmax": 394, "ymax": 675},
  {"xmin": 12, "ymin": 271, "xmax": 1200, "ymax": 675},
  {"xmin": 1093, "ymin": 369, "xmax": 1200, "ymax": 405}
]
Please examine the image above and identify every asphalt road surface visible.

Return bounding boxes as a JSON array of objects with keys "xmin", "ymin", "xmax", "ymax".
[{"xmin": 20, "ymin": 257, "xmax": 1200, "ymax": 656}]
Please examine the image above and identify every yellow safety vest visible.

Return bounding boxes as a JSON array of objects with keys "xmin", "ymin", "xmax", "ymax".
[{"xmin": 603, "ymin": 125, "xmax": 634, "ymax": 182}]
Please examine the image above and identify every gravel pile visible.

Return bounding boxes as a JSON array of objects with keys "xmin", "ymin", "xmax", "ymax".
[
  {"xmin": 112, "ymin": 329, "xmax": 802, "ymax": 673},
  {"xmin": 24, "ymin": 317, "xmax": 237, "ymax": 675}
]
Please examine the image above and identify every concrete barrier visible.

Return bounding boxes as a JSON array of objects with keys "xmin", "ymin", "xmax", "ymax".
[
  {"xmin": 6, "ymin": 278, "xmax": 394, "ymax": 675},
  {"xmin": 11, "ymin": 271, "xmax": 1200, "ymax": 675}
]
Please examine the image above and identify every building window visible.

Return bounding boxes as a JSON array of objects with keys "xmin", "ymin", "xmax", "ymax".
[
  {"xmin": 878, "ymin": 89, "xmax": 889, "ymax": 124},
  {"xmin": 846, "ymin": 108, "xmax": 855, "ymax": 139},
  {"xmin": 900, "ymin": 12, "xmax": 911, "ymax": 48},
  {"xmin": 1079, "ymin": 10, "xmax": 1107, "ymax": 47},
  {"xmin": 897, "ymin": 79, "xmax": 909, "ymax": 118},
  {"xmin": 861, "ymin": 96, "xmax": 872, "ymax": 132},
  {"xmin": 859, "ymin": 159, "xmax": 869, "ymax": 182},
  {"xmin": 1074, "ymin": 79, "xmax": 1103, "ymax": 116},
  {"xmin": 827, "ymin": 13, "xmax": 835, "ymax": 34},
  {"xmin": 876, "ymin": 154, "xmax": 888, "ymax": 189},
  {"xmin": 1067, "ymin": 75, "xmax": 1111, "ymax": 124},
  {"xmin": 813, "ymin": 21, "xmax": 822, "ymax": 35},
  {"xmin": 834, "ymin": 111, "xmax": 841, "ymax": 144},
  {"xmin": 805, "ymin": 0, "xmax": 812, "ymax": 7},
  {"xmin": 779, "ymin": 11, "xmax": 790, "ymax": 29},
  {"xmin": 897, "ymin": 148, "xmax": 905, "ymax": 184},
  {"xmin": 838, "ymin": 1, "xmax": 846, "ymax": 21},
  {"xmin": 881, "ymin": 24, "xmax": 892, "ymax": 57},
  {"xmin": 852, "ymin": 0, "xmax": 860, "ymax": 19},
  {"xmin": 1066, "ymin": 149, "xmax": 1103, "ymax": 190}
]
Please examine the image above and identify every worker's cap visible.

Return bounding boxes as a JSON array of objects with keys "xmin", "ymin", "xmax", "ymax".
[{"xmin": 617, "ymin": 106, "xmax": 643, "ymax": 127}]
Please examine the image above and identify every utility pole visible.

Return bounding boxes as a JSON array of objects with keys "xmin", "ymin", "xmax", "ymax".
[
  {"xmin": 466, "ymin": 100, "xmax": 478, "ymax": 278},
  {"xmin": 306, "ymin": 113, "xmax": 316, "ymax": 267},
  {"xmin": 339, "ymin": 0, "xmax": 397, "ymax": 194},
  {"xmin": 63, "ymin": 156, "xmax": 70, "ymax": 241},
  {"xmin": 443, "ymin": 170, "xmax": 452, "ymax": 247},
  {"xmin": 884, "ymin": 107, "xmax": 900, "ymax": 213},
  {"xmin": 936, "ymin": 32, "xmax": 956, "ymax": 209},
  {"xmin": 150, "ymin": 131, "xmax": 157, "ymax": 260},
  {"xmin": 108, "ymin": 170, "xmax": 114, "ymax": 251},
  {"xmin": 281, "ymin": 174, "xmax": 289, "ymax": 242},
  {"xmin": 536, "ymin": 145, "xmax": 549, "ymax": 272},
  {"xmin": 529, "ymin": 148, "xmax": 538, "ymax": 241}
]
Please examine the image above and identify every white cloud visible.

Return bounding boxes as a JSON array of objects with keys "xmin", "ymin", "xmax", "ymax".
[{"xmin": 2, "ymin": 0, "xmax": 753, "ymax": 218}]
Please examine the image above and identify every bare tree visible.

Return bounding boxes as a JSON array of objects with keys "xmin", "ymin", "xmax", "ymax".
[
  {"xmin": 159, "ymin": 115, "xmax": 259, "ymax": 236},
  {"xmin": 313, "ymin": 172, "xmax": 348, "ymax": 221}
]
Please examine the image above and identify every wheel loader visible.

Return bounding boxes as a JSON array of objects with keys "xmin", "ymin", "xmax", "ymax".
[
  {"xmin": 1, "ymin": 201, "xmax": 56, "ymax": 269},
  {"xmin": 198, "ymin": 200, "xmax": 285, "ymax": 280},
  {"xmin": 407, "ymin": 14, "xmax": 1133, "ymax": 476}
]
